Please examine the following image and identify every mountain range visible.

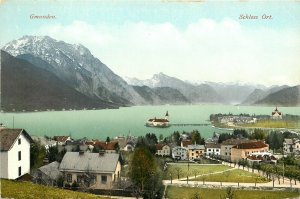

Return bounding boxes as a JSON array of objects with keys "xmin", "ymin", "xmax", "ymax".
[{"xmin": 1, "ymin": 35, "xmax": 299, "ymax": 111}]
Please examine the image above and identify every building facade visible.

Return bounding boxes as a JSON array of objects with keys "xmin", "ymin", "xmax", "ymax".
[
  {"xmin": 283, "ymin": 138, "xmax": 300, "ymax": 155},
  {"xmin": 156, "ymin": 144, "xmax": 171, "ymax": 156},
  {"xmin": 0, "ymin": 129, "xmax": 33, "ymax": 179},
  {"xmin": 59, "ymin": 152, "xmax": 121, "ymax": 189},
  {"xmin": 231, "ymin": 141, "xmax": 269, "ymax": 162},
  {"xmin": 220, "ymin": 138, "xmax": 250, "ymax": 161},
  {"xmin": 187, "ymin": 144, "xmax": 205, "ymax": 160},
  {"xmin": 172, "ymin": 146, "xmax": 188, "ymax": 160},
  {"xmin": 205, "ymin": 143, "xmax": 221, "ymax": 157}
]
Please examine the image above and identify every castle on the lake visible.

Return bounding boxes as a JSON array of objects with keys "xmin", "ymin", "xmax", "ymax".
[{"xmin": 146, "ymin": 111, "xmax": 169, "ymax": 127}]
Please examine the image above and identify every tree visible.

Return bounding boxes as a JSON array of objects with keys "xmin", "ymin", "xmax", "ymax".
[
  {"xmin": 233, "ymin": 129, "xmax": 249, "ymax": 139},
  {"xmin": 106, "ymin": 136, "xmax": 110, "ymax": 142},
  {"xmin": 47, "ymin": 145, "xmax": 59, "ymax": 162},
  {"xmin": 191, "ymin": 130, "xmax": 205, "ymax": 145},
  {"xmin": 174, "ymin": 167, "xmax": 183, "ymax": 180},
  {"xmin": 218, "ymin": 133, "xmax": 233, "ymax": 143},
  {"xmin": 114, "ymin": 143, "xmax": 120, "ymax": 152},
  {"xmin": 159, "ymin": 134, "xmax": 164, "ymax": 142},
  {"xmin": 168, "ymin": 168, "xmax": 176, "ymax": 184},
  {"xmin": 172, "ymin": 131, "xmax": 181, "ymax": 145},
  {"xmin": 266, "ymin": 131, "xmax": 283, "ymax": 151},
  {"xmin": 135, "ymin": 134, "xmax": 158, "ymax": 155},
  {"xmin": 30, "ymin": 141, "xmax": 45, "ymax": 168},
  {"xmin": 129, "ymin": 147, "xmax": 156, "ymax": 192},
  {"xmin": 250, "ymin": 129, "xmax": 266, "ymax": 140}
]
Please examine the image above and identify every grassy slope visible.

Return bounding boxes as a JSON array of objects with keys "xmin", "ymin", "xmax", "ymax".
[
  {"xmin": 240, "ymin": 120, "xmax": 300, "ymax": 129},
  {"xmin": 166, "ymin": 186, "xmax": 300, "ymax": 199},
  {"xmin": 1, "ymin": 179, "xmax": 106, "ymax": 199},
  {"xmin": 191, "ymin": 169, "xmax": 268, "ymax": 183},
  {"xmin": 164, "ymin": 165, "xmax": 230, "ymax": 180}
]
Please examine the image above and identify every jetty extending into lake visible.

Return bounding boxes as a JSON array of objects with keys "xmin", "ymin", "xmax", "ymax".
[{"xmin": 171, "ymin": 123, "xmax": 210, "ymax": 126}]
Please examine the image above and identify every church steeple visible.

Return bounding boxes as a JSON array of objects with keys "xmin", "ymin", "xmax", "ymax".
[{"xmin": 165, "ymin": 111, "xmax": 169, "ymax": 120}]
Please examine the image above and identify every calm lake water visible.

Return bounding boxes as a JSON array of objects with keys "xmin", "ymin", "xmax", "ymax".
[{"xmin": 0, "ymin": 105, "xmax": 299, "ymax": 139}]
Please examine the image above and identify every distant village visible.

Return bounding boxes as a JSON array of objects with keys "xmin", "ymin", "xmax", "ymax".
[
  {"xmin": 210, "ymin": 107, "xmax": 300, "ymax": 129},
  {"xmin": 1, "ymin": 106, "xmax": 300, "ymax": 198}
]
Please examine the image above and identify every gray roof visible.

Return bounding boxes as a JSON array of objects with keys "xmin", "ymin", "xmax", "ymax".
[
  {"xmin": 39, "ymin": 161, "xmax": 61, "ymax": 180},
  {"xmin": 284, "ymin": 138, "xmax": 294, "ymax": 145},
  {"xmin": 59, "ymin": 152, "xmax": 119, "ymax": 173},
  {"xmin": 0, "ymin": 129, "xmax": 33, "ymax": 151},
  {"xmin": 187, "ymin": 144, "xmax": 205, "ymax": 150}
]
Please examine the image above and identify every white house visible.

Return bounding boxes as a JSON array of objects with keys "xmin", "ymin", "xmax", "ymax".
[
  {"xmin": 172, "ymin": 143, "xmax": 188, "ymax": 160},
  {"xmin": 156, "ymin": 144, "xmax": 171, "ymax": 156},
  {"xmin": 0, "ymin": 128, "xmax": 33, "ymax": 179},
  {"xmin": 205, "ymin": 143, "xmax": 221, "ymax": 157},
  {"xmin": 283, "ymin": 138, "xmax": 300, "ymax": 155}
]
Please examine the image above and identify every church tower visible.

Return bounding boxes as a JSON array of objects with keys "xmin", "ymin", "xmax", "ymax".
[{"xmin": 165, "ymin": 111, "xmax": 169, "ymax": 121}]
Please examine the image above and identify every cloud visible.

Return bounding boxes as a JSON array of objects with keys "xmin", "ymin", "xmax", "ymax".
[{"xmin": 35, "ymin": 19, "xmax": 300, "ymax": 86}]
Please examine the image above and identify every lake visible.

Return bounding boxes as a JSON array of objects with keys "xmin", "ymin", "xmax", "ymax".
[{"xmin": 0, "ymin": 105, "xmax": 299, "ymax": 140}]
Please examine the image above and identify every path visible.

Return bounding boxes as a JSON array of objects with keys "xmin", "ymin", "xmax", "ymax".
[{"xmin": 163, "ymin": 161, "xmax": 300, "ymax": 189}]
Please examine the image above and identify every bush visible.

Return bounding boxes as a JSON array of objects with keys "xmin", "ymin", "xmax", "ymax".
[{"xmin": 71, "ymin": 181, "xmax": 79, "ymax": 190}]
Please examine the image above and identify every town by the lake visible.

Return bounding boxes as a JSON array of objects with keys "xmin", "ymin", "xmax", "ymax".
[{"xmin": 1, "ymin": 1, "xmax": 300, "ymax": 199}]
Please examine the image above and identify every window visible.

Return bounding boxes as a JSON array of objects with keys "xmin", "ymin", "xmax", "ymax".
[
  {"xmin": 18, "ymin": 166, "xmax": 21, "ymax": 176},
  {"xmin": 77, "ymin": 175, "xmax": 82, "ymax": 183},
  {"xmin": 91, "ymin": 175, "xmax": 97, "ymax": 183},
  {"xmin": 225, "ymin": 153, "xmax": 227, "ymax": 155},
  {"xmin": 101, "ymin": 175, "xmax": 107, "ymax": 184},
  {"xmin": 18, "ymin": 138, "xmax": 21, "ymax": 145},
  {"xmin": 67, "ymin": 174, "xmax": 72, "ymax": 183},
  {"xmin": 18, "ymin": 151, "xmax": 21, "ymax": 161}
]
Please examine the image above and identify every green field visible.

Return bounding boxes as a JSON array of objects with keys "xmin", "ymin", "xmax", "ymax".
[
  {"xmin": 191, "ymin": 169, "xmax": 268, "ymax": 183},
  {"xmin": 165, "ymin": 186, "xmax": 300, "ymax": 199},
  {"xmin": 164, "ymin": 165, "xmax": 231, "ymax": 180},
  {"xmin": 1, "ymin": 179, "xmax": 106, "ymax": 199},
  {"xmin": 240, "ymin": 120, "xmax": 300, "ymax": 129}
]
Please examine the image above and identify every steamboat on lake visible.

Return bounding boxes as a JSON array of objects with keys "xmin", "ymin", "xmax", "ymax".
[{"xmin": 146, "ymin": 111, "xmax": 170, "ymax": 128}]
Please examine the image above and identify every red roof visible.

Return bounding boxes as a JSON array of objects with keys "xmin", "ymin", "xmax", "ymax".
[
  {"xmin": 53, "ymin": 136, "xmax": 70, "ymax": 143},
  {"xmin": 182, "ymin": 140, "xmax": 193, "ymax": 147},
  {"xmin": 232, "ymin": 141, "xmax": 268, "ymax": 149},
  {"xmin": 92, "ymin": 141, "xmax": 118, "ymax": 150},
  {"xmin": 148, "ymin": 118, "xmax": 169, "ymax": 122},
  {"xmin": 156, "ymin": 143, "xmax": 168, "ymax": 150}
]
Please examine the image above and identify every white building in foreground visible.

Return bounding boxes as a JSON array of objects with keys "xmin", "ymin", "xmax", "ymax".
[{"xmin": 0, "ymin": 128, "xmax": 33, "ymax": 179}]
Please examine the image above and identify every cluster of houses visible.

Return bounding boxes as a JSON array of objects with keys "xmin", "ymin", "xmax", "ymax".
[
  {"xmin": 0, "ymin": 126, "xmax": 279, "ymax": 190},
  {"xmin": 156, "ymin": 135, "xmax": 276, "ymax": 165},
  {"xmin": 0, "ymin": 128, "xmax": 123, "ymax": 189},
  {"xmin": 217, "ymin": 107, "xmax": 283, "ymax": 127},
  {"xmin": 218, "ymin": 115, "xmax": 257, "ymax": 126}
]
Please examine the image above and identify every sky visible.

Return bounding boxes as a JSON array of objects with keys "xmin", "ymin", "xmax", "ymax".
[{"xmin": 1, "ymin": 0, "xmax": 300, "ymax": 86}]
